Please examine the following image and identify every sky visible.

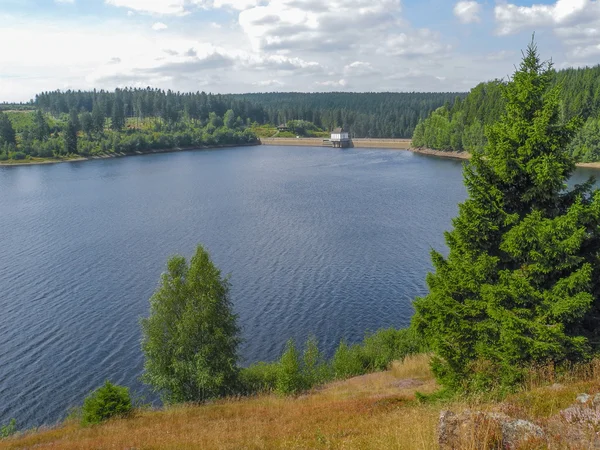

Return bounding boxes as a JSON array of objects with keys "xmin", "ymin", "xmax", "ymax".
[{"xmin": 1, "ymin": 0, "xmax": 599, "ymax": 102}]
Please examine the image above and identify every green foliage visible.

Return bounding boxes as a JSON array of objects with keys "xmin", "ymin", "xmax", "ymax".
[
  {"xmin": 63, "ymin": 111, "xmax": 78, "ymax": 155},
  {"xmin": 240, "ymin": 327, "xmax": 424, "ymax": 396},
  {"xmin": 415, "ymin": 62, "xmax": 600, "ymax": 162},
  {"xmin": 276, "ymin": 339, "xmax": 306, "ymax": 395},
  {"xmin": 331, "ymin": 341, "xmax": 364, "ymax": 379},
  {"xmin": 413, "ymin": 39, "xmax": 600, "ymax": 392},
  {"xmin": 35, "ymin": 89, "xmax": 464, "ymax": 139},
  {"xmin": 140, "ymin": 245, "xmax": 241, "ymax": 404},
  {"xmin": 81, "ymin": 381, "xmax": 132, "ymax": 426},
  {"xmin": 111, "ymin": 96, "xmax": 125, "ymax": 131},
  {"xmin": 302, "ymin": 335, "xmax": 330, "ymax": 386},
  {"xmin": 32, "ymin": 110, "xmax": 50, "ymax": 141},
  {"xmin": 0, "ymin": 419, "xmax": 17, "ymax": 438},
  {"xmin": 238, "ymin": 361, "xmax": 280, "ymax": 394},
  {"xmin": 361, "ymin": 327, "xmax": 426, "ymax": 371},
  {"xmin": 0, "ymin": 112, "xmax": 16, "ymax": 146}
]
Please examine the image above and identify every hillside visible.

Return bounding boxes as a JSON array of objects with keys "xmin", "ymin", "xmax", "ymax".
[
  {"xmin": 412, "ymin": 65, "xmax": 600, "ymax": 162},
  {"xmin": 3, "ymin": 355, "xmax": 600, "ymax": 449}
]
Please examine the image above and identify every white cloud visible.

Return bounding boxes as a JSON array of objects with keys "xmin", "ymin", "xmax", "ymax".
[
  {"xmin": 343, "ymin": 61, "xmax": 378, "ymax": 77},
  {"xmin": 316, "ymin": 79, "xmax": 347, "ymax": 87},
  {"xmin": 253, "ymin": 79, "xmax": 284, "ymax": 86},
  {"xmin": 495, "ymin": 0, "xmax": 593, "ymax": 35},
  {"xmin": 239, "ymin": 0, "xmax": 404, "ymax": 52},
  {"xmin": 494, "ymin": 0, "xmax": 600, "ymax": 62},
  {"xmin": 105, "ymin": 0, "xmax": 188, "ymax": 15},
  {"xmin": 380, "ymin": 29, "xmax": 450, "ymax": 56},
  {"xmin": 152, "ymin": 22, "xmax": 168, "ymax": 30},
  {"xmin": 454, "ymin": 1, "xmax": 482, "ymax": 24}
]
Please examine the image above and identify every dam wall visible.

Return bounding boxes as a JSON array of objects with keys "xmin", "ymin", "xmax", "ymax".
[{"xmin": 260, "ymin": 138, "xmax": 412, "ymax": 149}]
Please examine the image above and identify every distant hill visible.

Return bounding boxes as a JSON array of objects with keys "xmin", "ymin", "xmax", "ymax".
[{"xmin": 412, "ymin": 65, "xmax": 600, "ymax": 162}]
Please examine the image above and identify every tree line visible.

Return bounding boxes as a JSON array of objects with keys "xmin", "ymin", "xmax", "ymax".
[
  {"xmin": 229, "ymin": 92, "xmax": 465, "ymax": 138},
  {"xmin": 34, "ymin": 89, "xmax": 464, "ymax": 139},
  {"xmin": 412, "ymin": 64, "xmax": 600, "ymax": 162},
  {"xmin": 0, "ymin": 107, "xmax": 258, "ymax": 162}
]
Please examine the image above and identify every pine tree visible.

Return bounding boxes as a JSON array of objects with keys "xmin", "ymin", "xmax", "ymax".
[
  {"xmin": 111, "ymin": 96, "xmax": 125, "ymax": 131},
  {"xmin": 32, "ymin": 110, "xmax": 50, "ymax": 141},
  {"xmin": 64, "ymin": 110, "xmax": 79, "ymax": 155},
  {"xmin": 92, "ymin": 101, "xmax": 105, "ymax": 133},
  {"xmin": 0, "ymin": 112, "xmax": 16, "ymax": 146},
  {"xmin": 413, "ymin": 39, "xmax": 600, "ymax": 391}
]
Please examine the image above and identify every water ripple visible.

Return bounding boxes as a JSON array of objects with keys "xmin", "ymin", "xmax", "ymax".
[{"xmin": 0, "ymin": 146, "xmax": 480, "ymax": 428}]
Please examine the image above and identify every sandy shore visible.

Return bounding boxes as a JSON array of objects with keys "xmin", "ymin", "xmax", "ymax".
[{"xmin": 410, "ymin": 147, "xmax": 600, "ymax": 168}]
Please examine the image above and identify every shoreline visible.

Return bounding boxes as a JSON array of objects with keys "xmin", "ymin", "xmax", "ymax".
[
  {"xmin": 0, "ymin": 143, "xmax": 260, "ymax": 167},
  {"xmin": 2, "ymin": 140, "xmax": 600, "ymax": 169},
  {"xmin": 409, "ymin": 147, "xmax": 600, "ymax": 168}
]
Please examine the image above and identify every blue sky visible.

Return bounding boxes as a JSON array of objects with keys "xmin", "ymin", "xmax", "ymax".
[{"xmin": 0, "ymin": 0, "xmax": 598, "ymax": 101}]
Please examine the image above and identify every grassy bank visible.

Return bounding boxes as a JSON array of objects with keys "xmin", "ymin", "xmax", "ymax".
[{"xmin": 4, "ymin": 354, "xmax": 600, "ymax": 449}]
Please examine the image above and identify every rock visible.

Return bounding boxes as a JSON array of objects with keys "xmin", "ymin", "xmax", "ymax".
[
  {"xmin": 501, "ymin": 419, "xmax": 545, "ymax": 447},
  {"xmin": 577, "ymin": 393, "xmax": 591, "ymax": 404},
  {"xmin": 438, "ymin": 409, "xmax": 546, "ymax": 450},
  {"xmin": 546, "ymin": 393, "xmax": 600, "ymax": 449}
]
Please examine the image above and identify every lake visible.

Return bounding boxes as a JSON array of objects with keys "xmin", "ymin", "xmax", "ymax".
[{"xmin": 0, "ymin": 146, "xmax": 597, "ymax": 428}]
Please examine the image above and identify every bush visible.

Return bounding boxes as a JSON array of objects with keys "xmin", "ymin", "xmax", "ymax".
[
  {"xmin": 81, "ymin": 381, "xmax": 132, "ymax": 426},
  {"xmin": 302, "ymin": 335, "xmax": 331, "ymax": 387},
  {"xmin": 239, "ymin": 362, "xmax": 279, "ymax": 394},
  {"xmin": 0, "ymin": 419, "xmax": 17, "ymax": 438},
  {"xmin": 8, "ymin": 152, "xmax": 26, "ymax": 160},
  {"xmin": 276, "ymin": 339, "xmax": 305, "ymax": 395},
  {"xmin": 361, "ymin": 327, "xmax": 425, "ymax": 371},
  {"xmin": 332, "ymin": 341, "xmax": 365, "ymax": 379}
]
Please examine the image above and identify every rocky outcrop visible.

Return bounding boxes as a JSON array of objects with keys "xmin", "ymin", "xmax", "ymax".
[
  {"xmin": 438, "ymin": 410, "xmax": 545, "ymax": 449},
  {"xmin": 439, "ymin": 393, "xmax": 600, "ymax": 449}
]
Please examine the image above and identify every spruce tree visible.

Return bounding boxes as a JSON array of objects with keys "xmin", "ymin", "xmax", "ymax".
[
  {"xmin": 64, "ymin": 110, "xmax": 79, "ymax": 155},
  {"xmin": 0, "ymin": 112, "xmax": 16, "ymax": 146},
  {"xmin": 413, "ymin": 39, "xmax": 600, "ymax": 391}
]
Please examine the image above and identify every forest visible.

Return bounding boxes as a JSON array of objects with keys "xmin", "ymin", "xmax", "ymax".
[
  {"xmin": 412, "ymin": 64, "xmax": 600, "ymax": 162},
  {"xmin": 33, "ymin": 89, "xmax": 462, "ymax": 137},
  {"xmin": 0, "ymin": 89, "xmax": 463, "ymax": 162}
]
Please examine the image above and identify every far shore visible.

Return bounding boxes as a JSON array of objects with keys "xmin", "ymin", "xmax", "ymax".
[
  {"xmin": 2, "ymin": 139, "xmax": 600, "ymax": 170},
  {"xmin": 0, "ymin": 142, "xmax": 260, "ymax": 167}
]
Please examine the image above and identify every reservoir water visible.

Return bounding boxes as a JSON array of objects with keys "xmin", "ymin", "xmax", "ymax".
[{"xmin": 1, "ymin": 145, "xmax": 597, "ymax": 428}]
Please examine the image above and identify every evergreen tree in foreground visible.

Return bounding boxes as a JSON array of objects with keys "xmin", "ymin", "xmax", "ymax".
[
  {"xmin": 141, "ymin": 245, "xmax": 240, "ymax": 404},
  {"xmin": 413, "ymin": 40, "xmax": 600, "ymax": 391}
]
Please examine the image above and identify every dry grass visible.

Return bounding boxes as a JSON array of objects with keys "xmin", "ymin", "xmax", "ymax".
[
  {"xmin": 6, "ymin": 355, "xmax": 600, "ymax": 449},
  {"xmin": 1, "ymin": 357, "xmax": 442, "ymax": 450}
]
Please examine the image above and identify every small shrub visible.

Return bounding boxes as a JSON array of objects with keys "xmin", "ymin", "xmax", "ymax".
[
  {"xmin": 362, "ymin": 327, "xmax": 426, "ymax": 371},
  {"xmin": 81, "ymin": 381, "xmax": 132, "ymax": 426},
  {"xmin": 8, "ymin": 152, "xmax": 26, "ymax": 160},
  {"xmin": 239, "ymin": 362, "xmax": 279, "ymax": 394},
  {"xmin": 0, "ymin": 419, "xmax": 17, "ymax": 438},
  {"xmin": 276, "ymin": 339, "xmax": 305, "ymax": 395},
  {"xmin": 302, "ymin": 335, "xmax": 331, "ymax": 387},
  {"xmin": 332, "ymin": 341, "xmax": 365, "ymax": 379}
]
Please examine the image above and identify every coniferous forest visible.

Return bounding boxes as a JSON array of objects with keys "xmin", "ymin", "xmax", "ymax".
[
  {"xmin": 0, "ymin": 90, "xmax": 463, "ymax": 162},
  {"xmin": 412, "ymin": 64, "xmax": 600, "ymax": 162}
]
